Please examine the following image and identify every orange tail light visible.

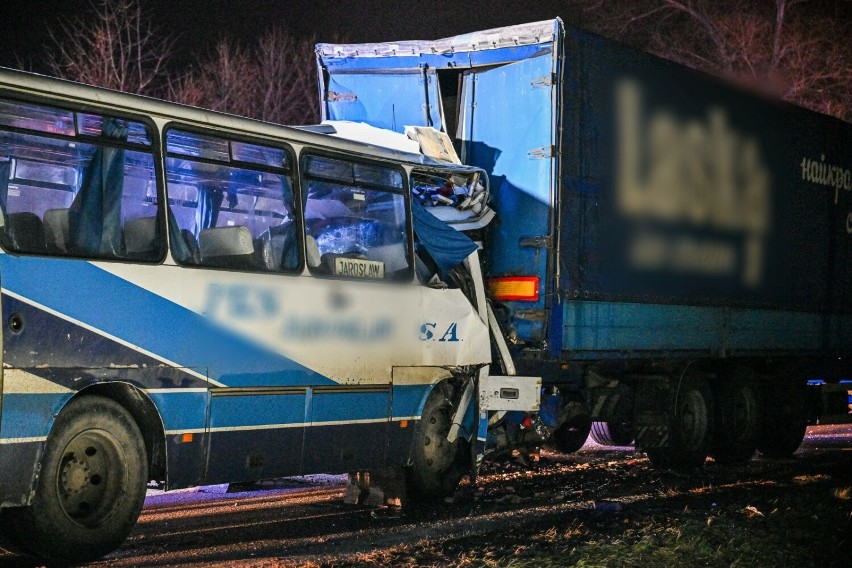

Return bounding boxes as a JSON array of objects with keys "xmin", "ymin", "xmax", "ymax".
[{"xmin": 488, "ymin": 276, "xmax": 540, "ymax": 302}]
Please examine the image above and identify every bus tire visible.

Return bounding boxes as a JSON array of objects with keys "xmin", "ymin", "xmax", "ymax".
[
  {"xmin": 709, "ymin": 379, "xmax": 760, "ymax": 464},
  {"xmin": 4, "ymin": 395, "xmax": 147, "ymax": 563},
  {"xmin": 589, "ymin": 421, "xmax": 634, "ymax": 447},
  {"xmin": 646, "ymin": 373, "xmax": 713, "ymax": 469},
  {"xmin": 757, "ymin": 378, "xmax": 808, "ymax": 458},
  {"xmin": 406, "ymin": 382, "xmax": 468, "ymax": 500}
]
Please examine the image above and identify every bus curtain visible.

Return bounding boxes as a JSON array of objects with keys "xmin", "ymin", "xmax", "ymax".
[
  {"xmin": 195, "ymin": 178, "xmax": 240, "ymax": 238},
  {"xmin": 167, "ymin": 206, "xmax": 195, "ymax": 263},
  {"xmin": 69, "ymin": 118, "xmax": 127, "ymax": 256},
  {"xmin": 194, "ymin": 186, "xmax": 224, "ymax": 238},
  {"xmin": 0, "ymin": 159, "xmax": 9, "ymax": 223},
  {"xmin": 411, "ymin": 198, "xmax": 478, "ymax": 277},
  {"xmin": 278, "ymin": 176, "xmax": 299, "ymax": 270}
]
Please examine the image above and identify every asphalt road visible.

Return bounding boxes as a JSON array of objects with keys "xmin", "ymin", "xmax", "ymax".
[{"xmin": 1, "ymin": 425, "xmax": 850, "ymax": 567}]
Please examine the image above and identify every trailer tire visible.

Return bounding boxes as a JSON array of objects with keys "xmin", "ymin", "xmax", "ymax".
[
  {"xmin": 1, "ymin": 395, "xmax": 147, "ymax": 563},
  {"xmin": 406, "ymin": 382, "xmax": 468, "ymax": 500},
  {"xmin": 551, "ymin": 414, "xmax": 592, "ymax": 454},
  {"xmin": 757, "ymin": 379, "xmax": 808, "ymax": 458},
  {"xmin": 646, "ymin": 373, "xmax": 713, "ymax": 469},
  {"xmin": 590, "ymin": 421, "xmax": 634, "ymax": 447},
  {"xmin": 710, "ymin": 380, "xmax": 760, "ymax": 464}
]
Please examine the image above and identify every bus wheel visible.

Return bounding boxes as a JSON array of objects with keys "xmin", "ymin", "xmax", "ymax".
[
  {"xmin": 646, "ymin": 373, "xmax": 713, "ymax": 469},
  {"xmin": 709, "ymin": 380, "xmax": 760, "ymax": 464},
  {"xmin": 757, "ymin": 378, "xmax": 807, "ymax": 458},
  {"xmin": 590, "ymin": 421, "xmax": 634, "ymax": 447},
  {"xmin": 407, "ymin": 382, "xmax": 468, "ymax": 500},
  {"xmin": 5, "ymin": 395, "xmax": 147, "ymax": 563}
]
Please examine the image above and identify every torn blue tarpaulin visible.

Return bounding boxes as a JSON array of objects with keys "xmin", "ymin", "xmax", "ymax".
[{"xmin": 411, "ymin": 198, "xmax": 477, "ymax": 275}]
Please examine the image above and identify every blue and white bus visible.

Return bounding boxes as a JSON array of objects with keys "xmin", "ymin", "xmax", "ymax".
[{"xmin": 0, "ymin": 68, "xmax": 536, "ymax": 562}]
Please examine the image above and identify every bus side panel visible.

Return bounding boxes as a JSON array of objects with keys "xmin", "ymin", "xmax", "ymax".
[
  {"xmin": 387, "ymin": 369, "xmax": 452, "ymax": 466},
  {"xmin": 0, "ymin": 440, "xmax": 44, "ymax": 506},
  {"xmin": 302, "ymin": 387, "xmax": 391, "ymax": 474},
  {"xmin": 204, "ymin": 390, "xmax": 307, "ymax": 484},
  {"xmin": 0, "ymin": 295, "xmax": 209, "ymax": 501},
  {"xmin": 147, "ymin": 390, "xmax": 209, "ymax": 489},
  {"xmin": 0, "ymin": 257, "xmax": 218, "ymax": 498},
  {"xmin": 0, "ymin": 380, "xmax": 70, "ymax": 506}
]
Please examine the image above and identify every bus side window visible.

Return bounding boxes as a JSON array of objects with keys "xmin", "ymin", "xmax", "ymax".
[
  {"xmin": 301, "ymin": 154, "xmax": 411, "ymax": 281},
  {"xmin": 0, "ymin": 100, "xmax": 159, "ymax": 261},
  {"xmin": 164, "ymin": 130, "xmax": 300, "ymax": 273}
]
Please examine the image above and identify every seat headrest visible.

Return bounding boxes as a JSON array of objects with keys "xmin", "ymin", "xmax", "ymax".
[
  {"xmin": 124, "ymin": 216, "xmax": 158, "ymax": 254},
  {"xmin": 199, "ymin": 225, "xmax": 254, "ymax": 258}
]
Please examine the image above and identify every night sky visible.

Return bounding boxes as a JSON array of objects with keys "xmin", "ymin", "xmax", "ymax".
[{"xmin": 0, "ymin": 0, "xmax": 579, "ymax": 73}]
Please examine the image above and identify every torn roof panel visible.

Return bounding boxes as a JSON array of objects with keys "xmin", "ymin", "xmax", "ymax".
[{"xmin": 317, "ymin": 18, "xmax": 561, "ymax": 69}]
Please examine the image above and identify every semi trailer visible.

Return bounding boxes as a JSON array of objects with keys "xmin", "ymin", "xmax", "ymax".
[{"xmin": 315, "ymin": 18, "xmax": 852, "ymax": 467}]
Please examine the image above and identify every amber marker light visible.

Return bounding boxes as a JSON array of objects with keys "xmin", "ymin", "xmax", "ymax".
[{"xmin": 488, "ymin": 276, "xmax": 540, "ymax": 302}]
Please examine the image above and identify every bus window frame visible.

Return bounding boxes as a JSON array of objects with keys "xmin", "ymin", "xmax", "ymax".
[
  {"xmin": 0, "ymin": 90, "xmax": 167, "ymax": 264},
  {"xmin": 161, "ymin": 122, "xmax": 304, "ymax": 275},
  {"xmin": 298, "ymin": 147, "xmax": 415, "ymax": 284}
]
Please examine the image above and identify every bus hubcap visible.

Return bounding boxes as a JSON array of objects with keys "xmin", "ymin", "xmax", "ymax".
[{"xmin": 56, "ymin": 430, "xmax": 125, "ymax": 527}]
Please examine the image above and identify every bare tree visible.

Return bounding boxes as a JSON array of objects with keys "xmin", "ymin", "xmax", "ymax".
[
  {"xmin": 254, "ymin": 28, "xmax": 319, "ymax": 124},
  {"xmin": 169, "ymin": 40, "xmax": 256, "ymax": 116},
  {"xmin": 45, "ymin": 0, "xmax": 173, "ymax": 95},
  {"xmin": 568, "ymin": 0, "xmax": 852, "ymax": 122},
  {"xmin": 169, "ymin": 28, "xmax": 319, "ymax": 125}
]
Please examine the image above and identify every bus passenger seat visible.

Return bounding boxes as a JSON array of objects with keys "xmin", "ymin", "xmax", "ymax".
[
  {"xmin": 124, "ymin": 216, "xmax": 159, "ymax": 259},
  {"xmin": 199, "ymin": 225, "xmax": 256, "ymax": 269},
  {"xmin": 4, "ymin": 212, "xmax": 46, "ymax": 253},
  {"xmin": 43, "ymin": 208, "xmax": 71, "ymax": 253}
]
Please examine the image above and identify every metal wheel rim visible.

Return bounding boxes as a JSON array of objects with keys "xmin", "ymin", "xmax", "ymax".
[
  {"xmin": 732, "ymin": 387, "xmax": 758, "ymax": 442},
  {"xmin": 421, "ymin": 404, "xmax": 455, "ymax": 474},
  {"xmin": 679, "ymin": 390, "xmax": 708, "ymax": 450},
  {"xmin": 55, "ymin": 428, "xmax": 127, "ymax": 528}
]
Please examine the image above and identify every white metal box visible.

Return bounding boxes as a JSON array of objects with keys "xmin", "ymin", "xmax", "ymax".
[{"xmin": 479, "ymin": 375, "xmax": 541, "ymax": 411}]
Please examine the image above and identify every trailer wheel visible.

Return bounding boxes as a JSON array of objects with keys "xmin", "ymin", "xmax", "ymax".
[
  {"xmin": 757, "ymin": 379, "xmax": 808, "ymax": 458},
  {"xmin": 646, "ymin": 373, "xmax": 713, "ymax": 469},
  {"xmin": 407, "ymin": 382, "xmax": 468, "ymax": 500},
  {"xmin": 710, "ymin": 380, "xmax": 760, "ymax": 464},
  {"xmin": 551, "ymin": 415, "xmax": 592, "ymax": 453},
  {"xmin": 590, "ymin": 421, "xmax": 634, "ymax": 446},
  {"xmin": 2, "ymin": 395, "xmax": 147, "ymax": 563}
]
